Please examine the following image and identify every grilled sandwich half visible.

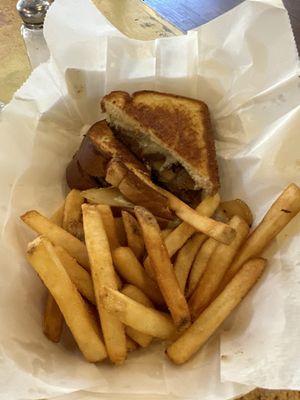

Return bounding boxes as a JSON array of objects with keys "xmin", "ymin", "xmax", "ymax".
[
  {"xmin": 66, "ymin": 120, "xmax": 172, "ymax": 219},
  {"xmin": 101, "ymin": 90, "xmax": 219, "ymax": 204}
]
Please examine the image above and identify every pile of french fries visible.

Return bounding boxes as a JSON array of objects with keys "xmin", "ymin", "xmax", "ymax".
[{"xmin": 21, "ymin": 182, "xmax": 300, "ymax": 365}]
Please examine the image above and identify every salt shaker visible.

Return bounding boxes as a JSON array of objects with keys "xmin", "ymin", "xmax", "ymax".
[
  {"xmin": 16, "ymin": 0, "xmax": 54, "ymax": 68},
  {"xmin": 16, "ymin": 0, "xmax": 54, "ymax": 28}
]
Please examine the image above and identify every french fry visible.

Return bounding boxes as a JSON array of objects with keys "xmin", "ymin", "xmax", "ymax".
[
  {"xmin": 97, "ymin": 205, "xmax": 120, "ymax": 251},
  {"xmin": 43, "ymin": 206, "xmax": 65, "ymax": 343},
  {"xmin": 115, "ymin": 217, "xmax": 127, "ymax": 246},
  {"xmin": 122, "ymin": 284, "xmax": 153, "ymax": 348},
  {"xmin": 168, "ymin": 194, "xmax": 221, "ymax": 254},
  {"xmin": 164, "ymin": 191, "xmax": 236, "ymax": 245},
  {"xmin": 82, "ymin": 204, "xmax": 127, "ymax": 364},
  {"xmin": 81, "ymin": 187, "xmax": 134, "ymax": 208},
  {"xmin": 122, "ymin": 284, "xmax": 153, "ymax": 307},
  {"xmin": 54, "ymin": 246, "xmax": 96, "ymax": 304},
  {"xmin": 126, "ymin": 336, "xmax": 139, "ymax": 352},
  {"xmin": 186, "ymin": 238, "xmax": 218, "ymax": 298},
  {"xmin": 143, "ymin": 257, "xmax": 156, "ymax": 281},
  {"xmin": 50, "ymin": 203, "xmax": 65, "ymax": 226},
  {"xmin": 96, "ymin": 205, "xmax": 123, "ymax": 289},
  {"xmin": 144, "ymin": 226, "xmax": 173, "ymax": 279},
  {"xmin": 221, "ymin": 183, "xmax": 300, "ymax": 290},
  {"xmin": 144, "ymin": 193, "xmax": 220, "ymax": 276},
  {"xmin": 21, "ymin": 210, "xmax": 89, "ymax": 270},
  {"xmin": 166, "ymin": 258, "xmax": 267, "ymax": 364},
  {"xmin": 165, "ymin": 194, "xmax": 220, "ymax": 256},
  {"xmin": 27, "ymin": 237, "xmax": 107, "ymax": 362},
  {"xmin": 189, "ymin": 216, "xmax": 249, "ymax": 318},
  {"xmin": 112, "ymin": 247, "xmax": 164, "ymax": 306},
  {"xmin": 135, "ymin": 207, "xmax": 190, "ymax": 331},
  {"xmin": 43, "ymin": 294, "xmax": 64, "ymax": 343},
  {"xmin": 100, "ymin": 286, "xmax": 175, "ymax": 339},
  {"xmin": 63, "ymin": 189, "xmax": 84, "ymax": 240},
  {"xmin": 213, "ymin": 207, "xmax": 229, "ymax": 223},
  {"xmin": 114, "ymin": 271, "xmax": 123, "ymax": 290},
  {"xmin": 126, "ymin": 325, "xmax": 151, "ymax": 349},
  {"xmin": 219, "ymin": 199, "xmax": 253, "ymax": 226},
  {"xmin": 84, "ymin": 301, "xmax": 134, "ymax": 358},
  {"xmin": 84, "ymin": 301, "xmax": 100, "ymax": 331},
  {"xmin": 161, "ymin": 228, "xmax": 172, "ymax": 240},
  {"xmin": 122, "ymin": 211, "xmax": 144, "ymax": 260},
  {"xmin": 174, "ymin": 233, "xmax": 206, "ymax": 294}
]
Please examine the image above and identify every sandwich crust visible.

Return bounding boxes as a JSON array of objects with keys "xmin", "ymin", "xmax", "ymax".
[
  {"xmin": 66, "ymin": 121, "xmax": 173, "ymax": 219},
  {"xmin": 106, "ymin": 159, "xmax": 173, "ymax": 220},
  {"xmin": 66, "ymin": 153, "xmax": 99, "ymax": 190},
  {"xmin": 83, "ymin": 120, "xmax": 148, "ymax": 175}
]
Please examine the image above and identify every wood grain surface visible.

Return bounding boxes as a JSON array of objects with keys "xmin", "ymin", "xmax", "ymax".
[
  {"xmin": 0, "ymin": 1, "xmax": 299, "ymax": 398},
  {"xmin": 0, "ymin": 0, "xmax": 30, "ymax": 103},
  {"xmin": 143, "ymin": 0, "xmax": 300, "ymax": 55},
  {"xmin": 142, "ymin": 0, "xmax": 246, "ymax": 31}
]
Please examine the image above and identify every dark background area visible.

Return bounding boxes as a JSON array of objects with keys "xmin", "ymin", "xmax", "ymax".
[{"xmin": 283, "ymin": 0, "xmax": 300, "ymax": 53}]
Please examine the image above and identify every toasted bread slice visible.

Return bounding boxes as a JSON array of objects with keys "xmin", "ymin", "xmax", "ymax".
[
  {"xmin": 106, "ymin": 159, "xmax": 173, "ymax": 220},
  {"xmin": 66, "ymin": 153, "xmax": 100, "ymax": 190},
  {"xmin": 101, "ymin": 91, "xmax": 219, "ymax": 196},
  {"xmin": 78, "ymin": 120, "xmax": 148, "ymax": 177},
  {"xmin": 67, "ymin": 122, "xmax": 173, "ymax": 219},
  {"xmin": 67, "ymin": 120, "xmax": 148, "ymax": 188}
]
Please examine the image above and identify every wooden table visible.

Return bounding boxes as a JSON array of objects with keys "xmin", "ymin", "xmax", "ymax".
[
  {"xmin": 0, "ymin": 0, "xmax": 30, "ymax": 103},
  {"xmin": 142, "ymin": 0, "xmax": 300, "ymax": 54},
  {"xmin": 0, "ymin": 1, "xmax": 299, "ymax": 400},
  {"xmin": 143, "ymin": 0, "xmax": 300, "ymax": 52},
  {"xmin": 0, "ymin": 0, "xmax": 181, "ymax": 103}
]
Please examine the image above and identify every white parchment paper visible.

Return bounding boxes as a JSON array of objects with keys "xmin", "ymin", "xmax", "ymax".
[{"xmin": 0, "ymin": 0, "xmax": 299, "ymax": 399}]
